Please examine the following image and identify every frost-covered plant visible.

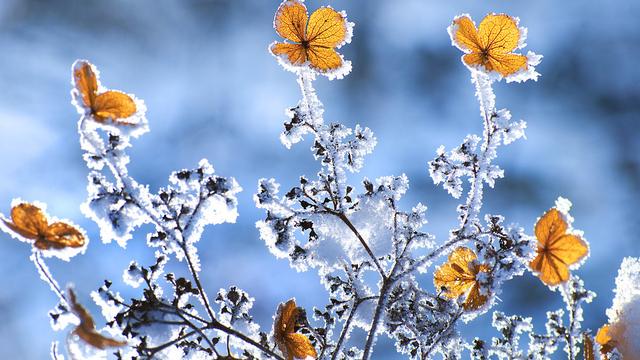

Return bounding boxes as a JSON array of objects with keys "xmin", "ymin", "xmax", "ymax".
[{"xmin": 0, "ymin": 1, "xmax": 637, "ymax": 359}]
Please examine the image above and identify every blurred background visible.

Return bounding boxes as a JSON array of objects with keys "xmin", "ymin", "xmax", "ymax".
[{"xmin": 0, "ymin": 0, "xmax": 638, "ymax": 358}]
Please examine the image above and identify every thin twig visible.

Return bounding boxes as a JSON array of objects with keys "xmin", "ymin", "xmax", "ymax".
[
  {"xmin": 423, "ymin": 308, "xmax": 464, "ymax": 357},
  {"xmin": 331, "ymin": 296, "xmax": 377, "ymax": 360},
  {"xmin": 329, "ymin": 209, "xmax": 387, "ymax": 280},
  {"xmin": 211, "ymin": 320, "xmax": 285, "ymax": 360},
  {"xmin": 361, "ymin": 277, "xmax": 392, "ymax": 360},
  {"xmin": 32, "ymin": 251, "xmax": 66, "ymax": 304},
  {"xmin": 563, "ymin": 283, "xmax": 576, "ymax": 360},
  {"xmin": 80, "ymin": 118, "xmax": 218, "ymax": 321}
]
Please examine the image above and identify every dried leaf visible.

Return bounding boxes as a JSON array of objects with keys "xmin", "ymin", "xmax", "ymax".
[
  {"xmin": 68, "ymin": 288, "xmax": 127, "ymax": 349},
  {"xmin": 529, "ymin": 208, "xmax": 588, "ymax": 286},
  {"xmin": 271, "ymin": 0, "xmax": 348, "ymax": 72},
  {"xmin": 595, "ymin": 325, "xmax": 616, "ymax": 357},
  {"xmin": 273, "ymin": 299, "xmax": 317, "ymax": 360},
  {"xmin": 433, "ymin": 247, "xmax": 489, "ymax": 310},
  {"xmin": 3, "ymin": 203, "xmax": 85, "ymax": 250},
  {"xmin": 452, "ymin": 14, "xmax": 527, "ymax": 76},
  {"xmin": 73, "ymin": 60, "xmax": 137, "ymax": 124}
]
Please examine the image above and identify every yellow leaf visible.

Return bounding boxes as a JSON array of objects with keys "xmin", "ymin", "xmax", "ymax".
[
  {"xmin": 271, "ymin": 43, "xmax": 308, "ymax": 66},
  {"xmin": 595, "ymin": 325, "xmax": 617, "ymax": 357},
  {"xmin": 93, "ymin": 91, "xmax": 137, "ymax": 122},
  {"xmin": 307, "ymin": 46, "xmax": 342, "ymax": 72},
  {"xmin": 270, "ymin": 0, "xmax": 349, "ymax": 73},
  {"xmin": 306, "ymin": 7, "xmax": 347, "ymax": 48},
  {"xmin": 72, "ymin": 60, "xmax": 137, "ymax": 124},
  {"xmin": 273, "ymin": 299, "xmax": 317, "ymax": 360},
  {"xmin": 68, "ymin": 288, "xmax": 127, "ymax": 349},
  {"xmin": 529, "ymin": 208, "xmax": 588, "ymax": 286},
  {"xmin": 451, "ymin": 14, "xmax": 527, "ymax": 77},
  {"xmin": 274, "ymin": 0, "xmax": 307, "ymax": 43},
  {"xmin": 3, "ymin": 202, "xmax": 86, "ymax": 250},
  {"xmin": 433, "ymin": 247, "xmax": 489, "ymax": 310}
]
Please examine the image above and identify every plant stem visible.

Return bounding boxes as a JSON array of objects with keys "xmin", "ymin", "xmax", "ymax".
[
  {"xmin": 80, "ymin": 118, "xmax": 218, "ymax": 322},
  {"xmin": 32, "ymin": 251, "xmax": 66, "ymax": 304},
  {"xmin": 211, "ymin": 320, "xmax": 285, "ymax": 360},
  {"xmin": 330, "ymin": 209, "xmax": 386, "ymax": 279},
  {"xmin": 331, "ymin": 296, "xmax": 377, "ymax": 360},
  {"xmin": 564, "ymin": 283, "xmax": 576, "ymax": 360},
  {"xmin": 361, "ymin": 278, "xmax": 392, "ymax": 360}
]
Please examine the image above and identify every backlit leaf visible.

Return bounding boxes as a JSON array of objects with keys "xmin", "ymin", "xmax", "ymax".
[
  {"xmin": 270, "ymin": 0, "xmax": 349, "ymax": 73},
  {"xmin": 529, "ymin": 208, "xmax": 588, "ymax": 286},
  {"xmin": 433, "ymin": 247, "xmax": 489, "ymax": 310},
  {"xmin": 273, "ymin": 299, "xmax": 317, "ymax": 360},
  {"xmin": 451, "ymin": 14, "xmax": 527, "ymax": 77}
]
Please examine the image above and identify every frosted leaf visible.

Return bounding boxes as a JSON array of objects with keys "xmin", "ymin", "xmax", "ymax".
[
  {"xmin": 448, "ymin": 15, "xmax": 542, "ymax": 83},
  {"xmin": 270, "ymin": 4, "xmax": 354, "ymax": 81},
  {"xmin": 71, "ymin": 60, "xmax": 149, "ymax": 139},
  {"xmin": 505, "ymin": 51, "xmax": 543, "ymax": 83},
  {"xmin": 0, "ymin": 199, "xmax": 89, "ymax": 261}
]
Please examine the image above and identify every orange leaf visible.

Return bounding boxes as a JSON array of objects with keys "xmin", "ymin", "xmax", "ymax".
[
  {"xmin": 451, "ymin": 14, "xmax": 527, "ymax": 77},
  {"xmin": 3, "ymin": 202, "xmax": 86, "ymax": 251},
  {"xmin": 271, "ymin": 43, "xmax": 308, "ymax": 66},
  {"xmin": 433, "ymin": 247, "xmax": 489, "ymax": 310},
  {"xmin": 270, "ymin": 0, "xmax": 349, "ymax": 73},
  {"xmin": 306, "ymin": 46, "xmax": 343, "ymax": 72},
  {"xmin": 595, "ymin": 325, "xmax": 616, "ymax": 357},
  {"xmin": 273, "ymin": 299, "xmax": 317, "ymax": 360},
  {"xmin": 274, "ymin": 0, "xmax": 308, "ymax": 43},
  {"xmin": 41, "ymin": 222, "xmax": 86, "ymax": 250},
  {"xmin": 73, "ymin": 60, "xmax": 137, "ymax": 124},
  {"xmin": 68, "ymin": 288, "xmax": 127, "ymax": 350},
  {"xmin": 529, "ymin": 208, "xmax": 588, "ymax": 286},
  {"xmin": 93, "ymin": 91, "xmax": 137, "ymax": 123},
  {"xmin": 5, "ymin": 203, "xmax": 47, "ymax": 240},
  {"xmin": 306, "ymin": 7, "xmax": 348, "ymax": 48}
]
